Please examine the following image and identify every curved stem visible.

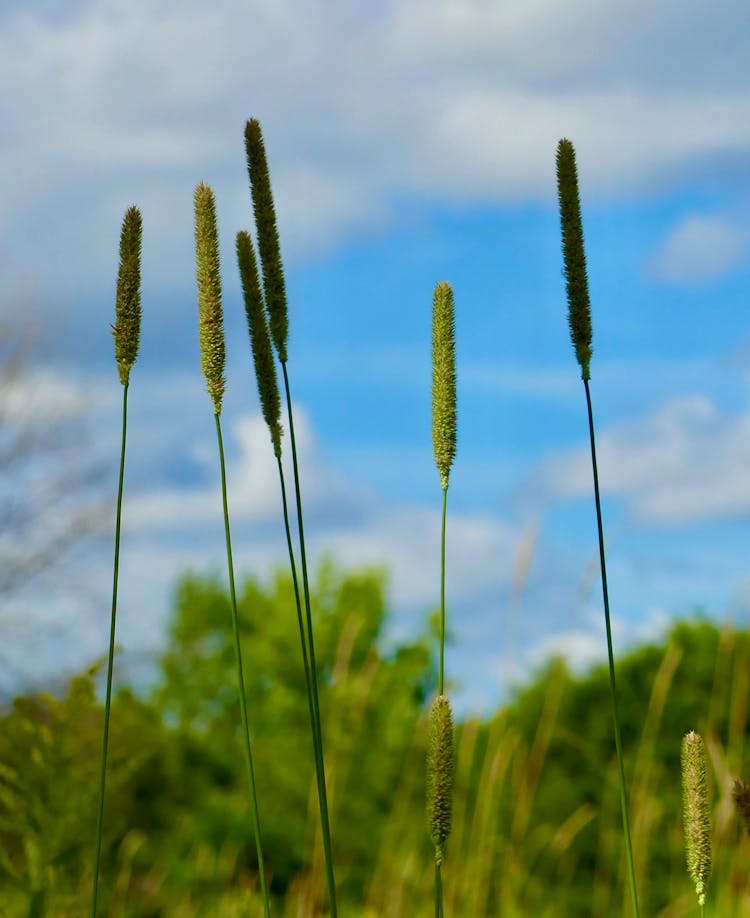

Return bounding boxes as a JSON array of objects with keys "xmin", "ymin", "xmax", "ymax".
[
  {"xmin": 215, "ymin": 413, "xmax": 271, "ymax": 918},
  {"xmin": 439, "ymin": 487, "xmax": 448, "ymax": 696},
  {"xmin": 281, "ymin": 360, "xmax": 338, "ymax": 917},
  {"xmin": 276, "ymin": 455, "xmax": 327, "ymax": 850},
  {"xmin": 91, "ymin": 382, "xmax": 128, "ymax": 917},
  {"xmin": 584, "ymin": 378, "xmax": 640, "ymax": 918}
]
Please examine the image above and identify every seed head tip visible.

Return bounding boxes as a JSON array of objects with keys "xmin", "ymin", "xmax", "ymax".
[
  {"xmin": 244, "ymin": 118, "xmax": 288, "ymax": 362},
  {"xmin": 113, "ymin": 205, "xmax": 142, "ymax": 385},
  {"xmin": 556, "ymin": 138, "xmax": 593, "ymax": 380},
  {"xmin": 432, "ymin": 281, "xmax": 457, "ymax": 490},
  {"xmin": 194, "ymin": 183, "xmax": 225, "ymax": 413}
]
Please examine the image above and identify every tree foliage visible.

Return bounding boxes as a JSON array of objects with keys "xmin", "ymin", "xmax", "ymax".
[{"xmin": 0, "ymin": 565, "xmax": 749, "ymax": 916}]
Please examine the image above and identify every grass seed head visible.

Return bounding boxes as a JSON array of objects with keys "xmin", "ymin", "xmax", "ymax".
[
  {"xmin": 432, "ymin": 281, "xmax": 457, "ymax": 490},
  {"xmin": 236, "ymin": 230, "xmax": 283, "ymax": 457},
  {"xmin": 681, "ymin": 730, "xmax": 712, "ymax": 908},
  {"xmin": 556, "ymin": 138, "xmax": 592, "ymax": 380},
  {"xmin": 244, "ymin": 118, "xmax": 288, "ymax": 362},
  {"xmin": 426, "ymin": 694, "xmax": 454, "ymax": 865},
  {"xmin": 194, "ymin": 183, "xmax": 225, "ymax": 414},
  {"xmin": 113, "ymin": 205, "xmax": 142, "ymax": 386},
  {"xmin": 732, "ymin": 778, "xmax": 750, "ymax": 836}
]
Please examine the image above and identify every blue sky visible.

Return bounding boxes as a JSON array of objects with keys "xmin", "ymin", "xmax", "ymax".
[{"xmin": 3, "ymin": 0, "xmax": 750, "ymax": 712}]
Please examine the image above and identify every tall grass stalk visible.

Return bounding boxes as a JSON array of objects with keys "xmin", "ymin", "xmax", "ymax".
[
  {"xmin": 236, "ymin": 227, "xmax": 325, "ymax": 873},
  {"xmin": 92, "ymin": 205, "xmax": 142, "ymax": 917},
  {"xmin": 556, "ymin": 137, "xmax": 640, "ymax": 918},
  {"xmin": 243, "ymin": 120, "xmax": 338, "ymax": 916},
  {"xmin": 429, "ymin": 280, "xmax": 457, "ymax": 916},
  {"xmin": 194, "ymin": 183, "xmax": 270, "ymax": 918}
]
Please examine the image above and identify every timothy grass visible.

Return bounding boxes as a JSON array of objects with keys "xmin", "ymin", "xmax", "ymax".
[
  {"xmin": 244, "ymin": 118, "xmax": 338, "ymax": 918},
  {"xmin": 556, "ymin": 137, "xmax": 640, "ymax": 917},
  {"xmin": 682, "ymin": 731, "xmax": 712, "ymax": 915},
  {"xmin": 429, "ymin": 279, "xmax": 457, "ymax": 917},
  {"xmin": 194, "ymin": 182, "xmax": 271, "ymax": 917},
  {"xmin": 7, "ymin": 129, "xmax": 750, "ymax": 918},
  {"xmin": 92, "ymin": 205, "xmax": 141, "ymax": 918}
]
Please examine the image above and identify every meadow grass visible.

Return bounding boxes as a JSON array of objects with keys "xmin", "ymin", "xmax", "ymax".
[
  {"xmin": 557, "ymin": 137, "xmax": 640, "ymax": 917},
  {"xmin": 428, "ymin": 279, "xmax": 457, "ymax": 918},
  {"xmin": 194, "ymin": 182, "xmax": 270, "ymax": 917},
  {"xmin": 7, "ymin": 128, "xmax": 750, "ymax": 917},
  {"xmin": 91, "ymin": 205, "xmax": 141, "ymax": 917},
  {"xmin": 243, "ymin": 119, "xmax": 338, "ymax": 917}
]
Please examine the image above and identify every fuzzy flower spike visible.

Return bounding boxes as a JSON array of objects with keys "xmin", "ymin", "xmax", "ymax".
[
  {"xmin": 432, "ymin": 281, "xmax": 457, "ymax": 491},
  {"xmin": 427, "ymin": 693, "xmax": 454, "ymax": 867},
  {"xmin": 681, "ymin": 731, "xmax": 712, "ymax": 910},
  {"xmin": 112, "ymin": 206, "xmax": 142, "ymax": 386},
  {"xmin": 236, "ymin": 229, "xmax": 282, "ymax": 457},
  {"xmin": 194, "ymin": 183, "xmax": 226, "ymax": 414},
  {"xmin": 244, "ymin": 118, "xmax": 288, "ymax": 362},
  {"xmin": 556, "ymin": 138, "xmax": 592, "ymax": 380}
]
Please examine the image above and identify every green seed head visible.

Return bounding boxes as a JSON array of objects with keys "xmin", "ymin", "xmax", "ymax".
[
  {"xmin": 556, "ymin": 138, "xmax": 592, "ymax": 380},
  {"xmin": 732, "ymin": 778, "xmax": 750, "ymax": 836},
  {"xmin": 194, "ymin": 183, "xmax": 225, "ymax": 414},
  {"xmin": 236, "ymin": 230, "xmax": 283, "ymax": 457},
  {"xmin": 432, "ymin": 281, "xmax": 457, "ymax": 490},
  {"xmin": 112, "ymin": 205, "xmax": 142, "ymax": 386},
  {"xmin": 681, "ymin": 731, "xmax": 712, "ymax": 908},
  {"xmin": 426, "ymin": 694, "xmax": 454, "ymax": 865},
  {"xmin": 244, "ymin": 118, "xmax": 288, "ymax": 362}
]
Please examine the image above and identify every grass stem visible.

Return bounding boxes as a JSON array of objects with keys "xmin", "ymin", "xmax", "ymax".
[
  {"xmin": 91, "ymin": 382, "xmax": 129, "ymax": 918},
  {"xmin": 281, "ymin": 360, "xmax": 338, "ymax": 917},
  {"xmin": 275, "ymin": 453, "xmax": 328, "ymax": 856},
  {"xmin": 439, "ymin": 487, "xmax": 447, "ymax": 696},
  {"xmin": 584, "ymin": 378, "xmax": 640, "ymax": 918},
  {"xmin": 214, "ymin": 412, "xmax": 271, "ymax": 918}
]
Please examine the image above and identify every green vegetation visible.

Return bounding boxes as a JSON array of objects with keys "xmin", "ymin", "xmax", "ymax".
[
  {"xmin": 2, "ymin": 123, "xmax": 746, "ymax": 917},
  {"xmin": 1, "ymin": 567, "xmax": 750, "ymax": 915}
]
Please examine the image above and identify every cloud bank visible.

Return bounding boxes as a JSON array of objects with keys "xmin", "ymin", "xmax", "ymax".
[{"xmin": 2, "ymin": 0, "xmax": 750, "ymax": 305}]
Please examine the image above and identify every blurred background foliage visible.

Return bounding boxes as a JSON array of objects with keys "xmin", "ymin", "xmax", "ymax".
[{"xmin": 1, "ymin": 563, "xmax": 749, "ymax": 916}]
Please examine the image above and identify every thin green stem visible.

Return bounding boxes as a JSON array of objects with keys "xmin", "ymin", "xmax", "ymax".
[
  {"xmin": 281, "ymin": 360, "xmax": 338, "ymax": 917},
  {"xmin": 91, "ymin": 382, "xmax": 128, "ymax": 918},
  {"xmin": 435, "ymin": 863, "xmax": 444, "ymax": 918},
  {"xmin": 275, "ymin": 455, "xmax": 328, "ymax": 848},
  {"xmin": 215, "ymin": 413, "xmax": 271, "ymax": 918},
  {"xmin": 584, "ymin": 378, "xmax": 640, "ymax": 918},
  {"xmin": 439, "ymin": 486, "xmax": 447, "ymax": 696}
]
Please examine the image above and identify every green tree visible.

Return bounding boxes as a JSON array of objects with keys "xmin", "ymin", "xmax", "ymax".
[{"xmin": 154, "ymin": 560, "xmax": 434, "ymax": 908}]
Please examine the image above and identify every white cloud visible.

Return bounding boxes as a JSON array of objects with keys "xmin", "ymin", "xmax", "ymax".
[
  {"xmin": 124, "ymin": 398, "xmax": 521, "ymax": 608},
  {"xmin": 533, "ymin": 394, "xmax": 750, "ymax": 526},
  {"xmin": 2, "ymin": 1, "xmax": 750, "ymax": 305},
  {"xmin": 522, "ymin": 605, "xmax": 674, "ymax": 675},
  {"xmin": 650, "ymin": 215, "xmax": 749, "ymax": 284}
]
